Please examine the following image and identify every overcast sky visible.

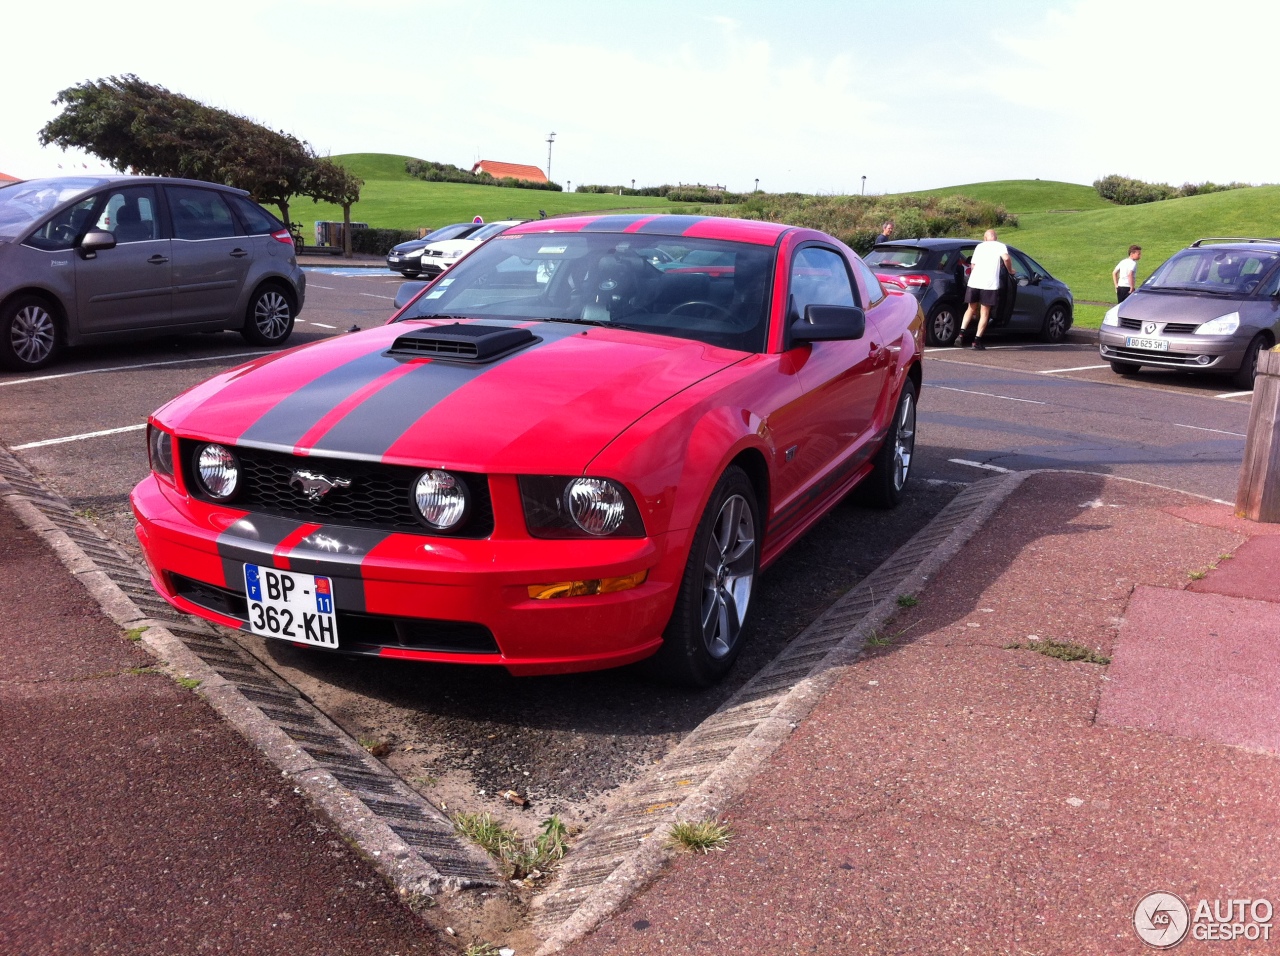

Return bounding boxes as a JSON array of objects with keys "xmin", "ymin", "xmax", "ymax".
[{"xmin": 3, "ymin": 0, "xmax": 1276, "ymax": 195}]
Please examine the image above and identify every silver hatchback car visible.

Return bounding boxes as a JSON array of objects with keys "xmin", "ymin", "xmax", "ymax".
[
  {"xmin": 0, "ymin": 176, "xmax": 306, "ymax": 371},
  {"xmin": 1099, "ymin": 238, "xmax": 1280, "ymax": 389}
]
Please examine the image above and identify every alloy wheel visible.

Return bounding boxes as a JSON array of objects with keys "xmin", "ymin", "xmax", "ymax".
[
  {"xmin": 254, "ymin": 291, "xmax": 291, "ymax": 339},
  {"xmin": 892, "ymin": 388, "xmax": 916, "ymax": 491},
  {"xmin": 11, "ymin": 304, "xmax": 56, "ymax": 366},
  {"xmin": 700, "ymin": 493, "xmax": 756, "ymax": 660}
]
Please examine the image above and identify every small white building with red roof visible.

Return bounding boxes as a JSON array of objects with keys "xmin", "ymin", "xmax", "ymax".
[{"xmin": 470, "ymin": 160, "xmax": 548, "ymax": 184}]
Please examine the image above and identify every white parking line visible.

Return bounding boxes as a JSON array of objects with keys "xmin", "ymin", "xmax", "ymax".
[
  {"xmin": 949, "ymin": 458, "xmax": 1015, "ymax": 474},
  {"xmin": 1215, "ymin": 390, "xmax": 1253, "ymax": 399},
  {"xmin": 1038, "ymin": 364, "xmax": 1110, "ymax": 374},
  {"xmin": 0, "ymin": 352, "xmax": 271, "ymax": 388},
  {"xmin": 359, "ymin": 293, "xmax": 396, "ymax": 300},
  {"xmin": 310, "ymin": 322, "xmax": 337, "ymax": 329},
  {"xmin": 13, "ymin": 423, "xmax": 146, "ymax": 450},
  {"xmin": 934, "ymin": 385, "xmax": 1046, "ymax": 405},
  {"xmin": 1172, "ymin": 423, "xmax": 1246, "ymax": 438},
  {"xmin": 309, "ymin": 284, "xmax": 336, "ymax": 290}
]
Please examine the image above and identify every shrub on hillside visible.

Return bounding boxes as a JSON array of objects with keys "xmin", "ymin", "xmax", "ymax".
[
  {"xmin": 695, "ymin": 192, "xmax": 1015, "ymax": 254},
  {"xmin": 1093, "ymin": 174, "xmax": 1175, "ymax": 205},
  {"xmin": 351, "ymin": 227, "xmax": 419, "ymax": 256},
  {"xmin": 404, "ymin": 159, "xmax": 562, "ymax": 192},
  {"xmin": 1176, "ymin": 180, "xmax": 1251, "ymax": 197}
]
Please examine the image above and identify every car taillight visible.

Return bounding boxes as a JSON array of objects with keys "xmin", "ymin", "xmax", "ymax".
[
  {"xmin": 897, "ymin": 273, "xmax": 931, "ymax": 288},
  {"xmin": 875, "ymin": 273, "xmax": 907, "ymax": 291},
  {"xmin": 271, "ymin": 228, "xmax": 295, "ymax": 246}
]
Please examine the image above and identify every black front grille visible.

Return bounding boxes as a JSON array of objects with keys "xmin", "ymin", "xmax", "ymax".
[
  {"xmin": 171, "ymin": 575, "xmax": 499, "ymax": 655},
  {"xmin": 1119, "ymin": 317, "xmax": 1200, "ymax": 334},
  {"xmin": 1103, "ymin": 346, "xmax": 1210, "ymax": 365},
  {"xmin": 180, "ymin": 443, "xmax": 493, "ymax": 538}
]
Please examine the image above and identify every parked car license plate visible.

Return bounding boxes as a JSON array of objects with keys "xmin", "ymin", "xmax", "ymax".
[
  {"xmin": 1125, "ymin": 336, "xmax": 1168, "ymax": 352},
  {"xmin": 388, "ymin": 255, "xmax": 400, "ymax": 262},
  {"xmin": 244, "ymin": 564, "xmax": 338, "ymax": 647}
]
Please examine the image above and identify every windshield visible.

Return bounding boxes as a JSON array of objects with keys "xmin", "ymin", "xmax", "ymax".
[
  {"xmin": 470, "ymin": 221, "xmax": 520, "ymax": 241},
  {"xmin": 0, "ymin": 178, "xmax": 103, "ymax": 238},
  {"xmin": 401, "ymin": 232, "xmax": 776, "ymax": 352},
  {"xmin": 1146, "ymin": 248, "xmax": 1278, "ymax": 295},
  {"xmin": 424, "ymin": 222, "xmax": 481, "ymax": 242},
  {"xmin": 864, "ymin": 247, "xmax": 928, "ymax": 269}
]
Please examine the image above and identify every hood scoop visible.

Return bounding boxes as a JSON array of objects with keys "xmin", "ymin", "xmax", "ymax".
[{"xmin": 387, "ymin": 323, "xmax": 539, "ymax": 363}]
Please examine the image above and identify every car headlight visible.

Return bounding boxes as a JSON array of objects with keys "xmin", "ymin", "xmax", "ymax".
[
  {"xmin": 447, "ymin": 248, "xmax": 466, "ymax": 258},
  {"xmin": 147, "ymin": 425, "xmax": 174, "ymax": 480},
  {"xmin": 194, "ymin": 443, "xmax": 240, "ymax": 500},
  {"xmin": 519, "ymin": 476, "xmax": 645, "ymax": 538},
  {"xmin": 413, "ymin": 469, "xmax": 470, "ymax": 530},
  {"xmin": 1194, "ymin": 311, "xmax": 1241, "ymax": 335},
  {"xmin": 1102, "ymin": 305, "xmax": 1121, "ymax": 327}
]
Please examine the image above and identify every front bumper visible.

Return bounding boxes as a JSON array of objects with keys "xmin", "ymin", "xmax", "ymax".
[
  {"xmin": 1098, "ymin": 327, "xmax": 1247, "ymax": 372},
  {"xmin": 386, "ymin": 253, "xmax": 422, "ymax": 274},
  {"xmin": 131, "ymin": 475, "xmax": 685, "ymax": 675}
]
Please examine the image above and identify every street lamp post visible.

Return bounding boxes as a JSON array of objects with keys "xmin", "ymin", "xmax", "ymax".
[
  {"xmin": 754, "ymin": 178, "xmax": 759, "ymax": 193},
  {"xmin": 861, "ymin": 175, "xmax": 866, "ymax": 196},
  {"xmin": 546, "ymin": 132, "xmax": 556, "ymax": 181}
]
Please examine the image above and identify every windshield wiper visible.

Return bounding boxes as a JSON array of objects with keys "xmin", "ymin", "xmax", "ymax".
[{"xmin": 540, "ymin": 316, "xmax": 636, "ymax": 330}]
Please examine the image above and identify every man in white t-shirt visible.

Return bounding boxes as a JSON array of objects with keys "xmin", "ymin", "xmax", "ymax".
[
  {"xmin": 1113, "ymin": 245, "xmax": 1142, "ymax": 302},
  {"xmin": 957, "ymin": 229, "xmax": 1014, "ymax": 350}
]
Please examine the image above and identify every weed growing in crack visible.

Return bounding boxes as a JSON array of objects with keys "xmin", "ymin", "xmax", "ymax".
[
  {"xmin": 451, "ymin": 811, "xmax": 570, "ymax": 880},
  {"xmin": 175, "ymin": 676, "xmax": 201, "ymax": 690},
  {"xmin": 896, "ymin": 594, "xmax": 919, "ymax": 608},
  {"xmin": 124, "ymin": 626, "xmax": 149, "ymax": 642},
  {"xmin": 668, "ymin": 817, "xmax": 731, "ymax": 854},
  {"xmin": 1188, "ymin": 569, "xmax": 1207, "ymax": 581},
  {"xmin": 1005, "ymin": 639, "xmax": 1110, "ymax": 665}
]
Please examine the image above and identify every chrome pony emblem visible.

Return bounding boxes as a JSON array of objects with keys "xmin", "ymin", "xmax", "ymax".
[{"xmin": 290, "ymin": 470, "xmax": 352, "ymax": 502}]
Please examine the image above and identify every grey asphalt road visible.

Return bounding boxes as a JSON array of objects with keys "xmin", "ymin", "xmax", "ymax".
[{"xmin": 0, "ymin": 287, "xmax": 1254, "ymax": 830}]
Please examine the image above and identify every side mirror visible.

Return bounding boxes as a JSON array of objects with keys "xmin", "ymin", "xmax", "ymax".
[
  {"xmin": 393, "ymin": 281, "xmax": 423, "ymax": 309},
  {"xmin": 1017, "ymin": 277, "xmax": 1030, "ymax": 287},
  {"xmin": 79, "ymin": 230, "xmax": 116, "ymax": 259},
  {"xmin": 790, "ymin": 304, "xmax": 866, "ymax": 344}
]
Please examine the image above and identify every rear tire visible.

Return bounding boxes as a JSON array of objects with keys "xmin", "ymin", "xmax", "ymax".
[
  {"xmin": 926, "ymin": 303, "xmax": 961, "ymax": 346},
  {"xmin": 1110, "ymin": 360, "xmax": 1141, "ymax": 376},
  {"xmin": 645, "ymin": 466, "xmax": 759, "ymax": 687},
  {"xmin": 861, "ymin": 379, "xmax": 917, "ymax": 509},
  {"xmin": 0, "ymin": 294, "xmax": 60, "ymax": 371},
  {"xmin": 1231, "ymin": 333, "xmax": 1269, "ymax": 390},
  {"xmin": 240, "ymin": 284, "xmax": 296, "ymax": 346},
  {"xmin": 1039, "ymin": 304, "xmax": 1070, "ymax": 343}
]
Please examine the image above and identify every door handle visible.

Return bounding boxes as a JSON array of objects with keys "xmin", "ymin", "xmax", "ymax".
[
  {"xmin": 147, "ymin": 255, "xmax": 169, "ymax": 264},
  {"xmin": 230, "ymin": 248, "xmax": 248, "ymax": 258}
]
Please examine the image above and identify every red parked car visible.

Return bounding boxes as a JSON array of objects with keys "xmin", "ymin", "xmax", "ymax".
[{"xmin": 132, "ymin": 214, "xmax": 923, "ymax": 686}]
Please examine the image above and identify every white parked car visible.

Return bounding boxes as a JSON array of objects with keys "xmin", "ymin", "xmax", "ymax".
[{"xmin": 417, "ymin": 219, "xmax": 526, "ymax": 279}]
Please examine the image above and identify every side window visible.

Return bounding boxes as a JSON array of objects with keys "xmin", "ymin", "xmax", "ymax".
[
  {"xmin": 166, "ymin": 186, "xmax": 239, "ymax": 241},
  {"xmin": 789, "ymin": 246, "xmax": 856, "ymax": 320},
  {"xmin": 1009, "ymin": 252, "xmax": 1032, "ymax": 280},
  {"xmin": 94, "ymin": 186, "xmax": 161, "ymax": 243},
  {"xmin": 1257, "ymin": 266, "xmax": 1280, "ymax": 297},
  {"xmin": 25, "ymin": 196, "xmax": 97, "ymax": 251},
  {"xmin": 229, "ymin": 195, "xmax": 282, "ymax": 235},
  {"xmin": 851, "ymin": 256, "xmax": 885, "ymax": 306}
]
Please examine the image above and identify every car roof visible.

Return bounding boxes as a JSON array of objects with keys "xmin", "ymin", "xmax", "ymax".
[
  {"xmin": 870, "ymin": 238, "xmax": 983, "ymax": 251},
  {"xmin": 14, "ymin": 174, "xmax": 251, "ymax": 197},
  {"xmin": 507, "ymin": 214, "xmax": 792, "ymax": 246},
  {"xmin": 1186, "ymin": 237, "xmax": 1280, "ymax": 252}
]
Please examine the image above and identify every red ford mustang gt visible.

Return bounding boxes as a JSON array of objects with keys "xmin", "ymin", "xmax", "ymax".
[{"xmin": 132, "ymin": 214, "xmax": 923, "ymax": 685}]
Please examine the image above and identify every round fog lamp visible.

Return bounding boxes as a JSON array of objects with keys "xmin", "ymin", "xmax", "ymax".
[
  {"xmin": 1196, "ymin": 355, "xmax": 1212, "ymax": 365},
  {"xmin": 196, "ymin": 444, "xmax": 239, "ymax": 500},
  {"xmin": 414, "ymin": 469, "xmax": 469, "ymax": 529},
  {"xmin": 565, "ymin": 478, "xmax": 627, "ymax": 536}
]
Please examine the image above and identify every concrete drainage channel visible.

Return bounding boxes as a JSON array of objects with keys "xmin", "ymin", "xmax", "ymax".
[{"xmin": 0, "ymin": 443, "xmax": 1021, "ymax": 952}]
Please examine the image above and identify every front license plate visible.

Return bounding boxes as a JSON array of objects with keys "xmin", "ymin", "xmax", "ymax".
[
  {"xmin": 388, "ymin": 255, "xmax": 400, "ymax": 262},
  {"xmin": 244, "ymin": 564, "xmax": 338, "ymax": 648},
  {"xmin": 1125, "ymin": 336, "xmax": 1169, "ymax": 352}
]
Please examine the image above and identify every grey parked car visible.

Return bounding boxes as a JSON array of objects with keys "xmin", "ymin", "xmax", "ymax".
[
  {"xmin": 0, "ymin": 176, "xmax": 306, "ymax": 371},
  {"xmin": 865, "ymin": 237, "xmax": 1074, "ymax": 346},
  {"xmin": 1099, "ymin": 238, "xmax": 1280, "ymax": 389}
]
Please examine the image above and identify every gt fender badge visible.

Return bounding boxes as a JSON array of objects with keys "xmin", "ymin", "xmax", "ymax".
[{"xmin": 290, "ymin": 470, "xmax": 352, "ymax": 502}]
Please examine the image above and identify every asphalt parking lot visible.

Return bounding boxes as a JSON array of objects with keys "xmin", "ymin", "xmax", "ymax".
[{"xmin": 0, "ymin": 277, "xmax": 1256, "ymax": 833}]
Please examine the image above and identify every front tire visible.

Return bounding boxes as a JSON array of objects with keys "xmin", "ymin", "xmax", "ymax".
[
  {"xmin": 861, "ymin": 379, "xmax": 917, "ymax": 509},
  {"xmin": 1110, "ymin": 360, "xmax": 1141, "ymax": 376},
  {"xmin": 926, "ymin": 303, "xmax": 961, "ymax": 346},
  {"xmin": 1231, "ymin": 333, "xmax": 1269, "ymax": 390},
  {"xmin": 0, "ymin": 295, "xmax": 60, "ymax": 371},
  {"xmin": 1040, "ymin": 304, "xmax": 1070, "ymax": 343},
  {"xmin": 647, "ymin": 466, "xmax": 760, "ymax": 687},
  {"xmin": 240, "ymin": 285, "xmax": 296, "ymax": 346}
]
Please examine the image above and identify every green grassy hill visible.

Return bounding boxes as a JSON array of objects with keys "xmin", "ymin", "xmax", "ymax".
[
  {"xmin": 288, "ymin": 152, "xmax": 688, "ymax": 231},
  {"xmin": 904, "ymin": 179, "xmax": 1113, "ymax": 214}
]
